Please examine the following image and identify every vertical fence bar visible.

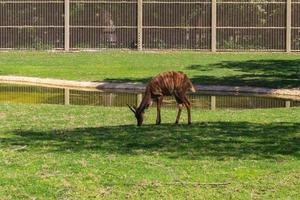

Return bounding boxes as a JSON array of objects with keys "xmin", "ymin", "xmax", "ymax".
[
  {"xmin": 137, "ymin": 0, "xmax": 143, "ymax": 51},
  {"xmin": 211, "ymin": 0, "xmax": 217, "ymax": 52},
  {"xmin": 286, "ymin": 0, "xmax": 292, "ymax": 52},
  {"xmin": 65, "ymin": 0, "xmax": 70, "ymax": 51}
]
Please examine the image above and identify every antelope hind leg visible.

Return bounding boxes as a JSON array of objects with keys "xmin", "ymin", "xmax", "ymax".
[{"xmin": 183, "ymin": 96, "xmax": 192, "ymax": 125}]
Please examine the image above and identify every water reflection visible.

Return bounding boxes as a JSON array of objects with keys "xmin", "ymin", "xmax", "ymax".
[{"xmin": 0, "ymin": 83, "xmax": 299, "ymax": 109}]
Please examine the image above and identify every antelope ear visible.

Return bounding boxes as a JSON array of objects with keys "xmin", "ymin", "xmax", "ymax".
[{"xmin": 127, "ymin": 104, "xmax": 136, "ymax": 114}]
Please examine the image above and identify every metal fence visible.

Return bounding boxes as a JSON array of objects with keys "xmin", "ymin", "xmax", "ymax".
[{"xmin": 0, "ymin": 0, "xmax": 299, "ymax": 51}]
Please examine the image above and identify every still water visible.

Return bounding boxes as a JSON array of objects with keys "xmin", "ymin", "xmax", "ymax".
[{"xmin": 0, "ymin": 83, "xmax": 299, "ymax": 109}]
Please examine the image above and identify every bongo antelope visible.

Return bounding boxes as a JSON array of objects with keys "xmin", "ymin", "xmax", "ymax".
[{"xmin": 128, "ymin": 71, "xmax": 196, "ymax": 126}]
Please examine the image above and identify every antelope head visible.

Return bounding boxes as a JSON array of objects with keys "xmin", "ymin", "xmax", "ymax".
[{"xmin": 127, "ymin": 104, "xmax": 144, "ymax": 126}]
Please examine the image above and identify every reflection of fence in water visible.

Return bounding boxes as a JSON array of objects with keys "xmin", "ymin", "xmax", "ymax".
[
  {"xmin": 216, "ymin": 95, "xmax": 286, "ymax": 109},
  {"xmin": 159, "ymin": 95, "xmax": 211, "ymax": 109},
  {"xmin": 1, "ymin": 83, "xmax": 299, "ymax": 110},
  {"xmin": 159, "ymin": 94, "xmax": 289, "ymax": 109},
  {"xmin": 0, "ymin": 84, "xmax": 65, "ymax": 104},
  {"xmin": 291, "ymin": 100, "xmax": 300, "ymax": 107},
  {"xmin": 70, "ymin": 90, "xmax": 137, "ymax": 106}
]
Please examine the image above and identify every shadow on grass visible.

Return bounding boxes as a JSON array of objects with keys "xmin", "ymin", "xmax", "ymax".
[
  {"xmin": 188, "ymin": 59, "xmax": 300, "ymax": 89},
  {"xmin": 2, "ymin": 122, "xmax": 300, "ymax": 159},
  {"xmin": 97, "ymin": 59, "xmax": 300, "ymax": 89}
]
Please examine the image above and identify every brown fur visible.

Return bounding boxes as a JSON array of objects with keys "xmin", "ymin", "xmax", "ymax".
[{"xmin": 128, "ymin": 71, "xmax": 195, "ymax": 126}]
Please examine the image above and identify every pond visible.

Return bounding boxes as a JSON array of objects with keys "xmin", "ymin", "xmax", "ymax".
[{"xmin": 0, "ymin": 83, "xmax": 299, "ymax": 110}]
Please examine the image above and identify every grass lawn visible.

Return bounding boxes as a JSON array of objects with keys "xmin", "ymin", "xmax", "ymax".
[
  {"xmin": 0, "ymin": 103, "xmax": 299, "ymax": 199},
  {"xmin": 0, "ymin": 51, "xmax": 299, "ymax": 89}
]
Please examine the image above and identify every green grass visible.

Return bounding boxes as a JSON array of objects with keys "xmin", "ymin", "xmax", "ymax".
[
  {"xmin": 0, "ymin": 51, "xmax": 299, "ymax": 88},
  {"xmin": 0, "ymin": 103, "xmax": 299, "ymax": 199}
]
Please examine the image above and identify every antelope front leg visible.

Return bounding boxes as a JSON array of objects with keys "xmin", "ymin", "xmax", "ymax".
[
  {"xmin": 187, "ymin": 106, "xmax": 191, "ymax": 125},
  {"xmin": 156, "ymin": 96, "xmax": 163, "ymax": 125},
  {"xmin": 175, "ymin": 104, "xmax": 183, "ymax": 124}
]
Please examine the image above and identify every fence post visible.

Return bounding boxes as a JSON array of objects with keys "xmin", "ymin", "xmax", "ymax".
[
  {"xmin": 285, "ymin": 100, "xmax": 291, "ymax": 108},
  {"xmin": 64, "ymin": 0, "xmax": 70, "ymax": 51},
  {"xmin": 211, "ymin": 96, "xmax": 216, "ymax": 110},
  {"xmin": 286, "ymin": 0, "xmax": 292, "ymax": 52},
  {"xmin": 211, "ymin": 0, "xmax": 217, "ymax": 52},
  {"xmin": 137, "ymin": 0, "xmax": 143, "ymax": 51},
  {"xmin": 109, "ymin": 93, "xmax": 113, "ymax": 106},
  {"xmin": 136, "ymin": 93, "xmax": 142, "ymax": 106},
  {"xmin": 64, "ymin": 88, "xmax": 70, "ymax": 105}
]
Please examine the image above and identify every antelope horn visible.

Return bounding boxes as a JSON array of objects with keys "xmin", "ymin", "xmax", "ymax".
[{"xmin": 127, "ymin": 104, "xmax": 136, "ymax": 114}]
